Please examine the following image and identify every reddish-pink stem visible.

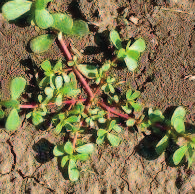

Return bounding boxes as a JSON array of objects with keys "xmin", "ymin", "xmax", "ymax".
[
  {"xmin": 72, "ymin": 66, "xmax": 94, "ymax": 102},
  {"xmin": 19, "ymin": 98, "xmax": 86, "ymax": 109},
  {"xmin": 58, "ymin": 33, "xmax": 72, "ymax": 61},
  {"xmin": 98, "ymin": 101, "xmax": 131, "ymax": 120}
]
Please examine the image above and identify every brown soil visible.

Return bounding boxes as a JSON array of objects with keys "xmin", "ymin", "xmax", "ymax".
[{"xmin": 0, "ymin": 0, "xmax": 195, "ymax": 193}]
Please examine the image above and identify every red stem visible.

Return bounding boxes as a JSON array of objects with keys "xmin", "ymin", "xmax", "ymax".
[
  {"xmin": 72, "ymin": 66, "xmax": 94, "ymax": 102},
  {"xmin": 98, "ymin": 101, "xmax": 131, "ymax": 120},
  {"xmin": 58, "ymin": 32, "xmax": 72, "ymax": 61},
  {"xmin": 19, "ymin": 98, "xmax": 86, "ymax": 109}
]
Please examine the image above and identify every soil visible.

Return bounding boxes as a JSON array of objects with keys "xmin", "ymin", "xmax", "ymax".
[{"xmin": 0, "ymin": 0, "xmax": 195, "ymax": 193}]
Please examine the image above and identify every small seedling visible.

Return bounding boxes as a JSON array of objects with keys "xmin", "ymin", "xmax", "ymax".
[
  {"xmin": 0, "ymin": 77, "xmax": 26, "ymax": 131},
  {"xmin": 53, "ymin": 141, "xmax": 95, "ymax": 181},
  {"xmin": 110, "ymin": 30, "xmax": 146, "ymax": 71}
]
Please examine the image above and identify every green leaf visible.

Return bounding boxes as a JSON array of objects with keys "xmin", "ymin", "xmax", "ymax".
[
  {"xmin": 110, "ymin": 30, "xmax": 122, "ymax": 49},
  {"xmin": 126, "ymin": 89, "xmax": 132, "ymax": 100},
  {"xmin": 55, "ymin": 76, "xmax": 63, "ymax": 90},
  {"xmin": 76, "ymin": 143, "xmax": 94, "ymax": 154},
  {"xmin": 54, "ymin": 123, "xmax": 62, "ymax": 134},
  {"xmin": 173, "ymin": 145, "xmax": 188, "ymax": 165},
  {"xmin": 41, "ymin": 60, "xmax": 51, "ymax": 72},
  {"xmin": 130, "ymin": 101, "xmax": 142, "ymax": 112},
  {"xmin": 121, "ymin": 105, "xmax": 132, "ymax": 114},
  {"xmin": 173, "ymin": 118, "xmax": 185, "ymax": 133},
  {"xmin": 186, "ymin": 144, "xmax": 194, "ymax": 168},
  {"xmin": 0, "ymin": 109, "xmax": 5, "ymax": 118},
  {"xmin": 32, "ymin": 112, "xmax": 44, "ymax": 125},
  {"xmin": 107, "ymin": 133, "xmax": 121, "ymax": 147},
  {"xmin": 128, "ymin": 91, "xmax": 140, "ymax": 101},
  {"xmin": 61, "ymin": 155, "xmax": 69, "ymax": 167},
  {"xmin": 126, "ymin": 118, "xmax": 135, "ymax": 127},
  {"xmin": 77, "ymin": 64, "xmax": 98, "ymax": 79},
  {"xmin": 109, "ymin": 120, "xmax": 116, "ymax": 130},
  {"xmin": 35, "ymin": 0, "xmax": 52, "ymax": 9},
  {"xmin": 53, "ymin": 60, "xmax": 63, "ymax": 72},
  {"xmin": 68, "ymin": 159, "xmax": 79, "ymax": 181},
  {"xmin": 39, "ymin": 77, "xmax": 49, "ymax": 88},
  {"xmin": 148, "ymin": 109, "xmax": 165, "ymax": 123},
  {"xmin": 71, "ymin": 20, "xmax": 89, "ymax": 36},
  {"xmin": 2, "ymin": 1, "xmax": 32, "ymax": 21},
  {"xmin": 76, "ymin": 154, "xmax": 89, "ymax": 161},
  {"xmin": 127, "ymin": 38, "xmax": 146, "ymax": 52},
  {"xmin": 64, "ymin": 141, "xmax": 74, "ymax": 155},
  {"xmin": 109, "ymin": 84, "xmax": 115, "ymax": 93},
  {"xmin": 65, "ymin": 116, "xmax": 80, "ymax": 123},
  {"xmin": 97, "ymin": 129, "xmax": 107, "ymax": 137},
  {"xmin": 155, "ymin": 133, "xmax": 169, "ymax": 155},
  {"xmin": 10, "ymin": 77, "xmax": 26, "ymax": 100},
  {"xmin": 101, "ymin": 62, "xmax": 110, "ymax": 72},
  {"xmin": 53, "ymin": 144, "xmax": 64, "ymax": 156},
  {"xmin": 52, "ymin": 13, "xmax": 73, "ymax": 34},
  {"xmin": 45, "ymin": 87, "xmax": 53, "ymax": 97},
  {"xmin": 171, "ymin": 106, "xmax": 186, "ymax": 123},
  {"xmin": 98, "ymin": 118, "xmax": 107, "ymax": 123},
  {"xmin": 55, "ymin": 93, "xmax": 62, "ymax": 106},
  {"xmin": 124, "ymin": 55, "xmax": 138, "ymax": 72},
  {"xmin": 30, "ymin": 34, "xmax": 55, "ymax": 53},
  {"xmin": 96, "ymin": 136, "xmax": 105, "ymax": 145},
  {"xmin": 113, "ymin": 125, "xmax": 122, "ymax": 132},
  {"xmin": 69, "ymin": 72, "xmax": 77, "ymax": 89},
  {"xmin": 35, "ymin": 9, "xmax": 54, "ymax": 29},
  {"xmin": 5, "ymin": 108, "xmax": 20, "ymax": 131},
  {"xmin": 62, "ymin": 73, "xmax": 70, "ymax": 83},
  {"xmin": 117, "ymin": 48, "xmax": 126, "ymax": 59},
  {"xmin": 0, "ymin": 100, "xmax": 19, "ymax": 108}
]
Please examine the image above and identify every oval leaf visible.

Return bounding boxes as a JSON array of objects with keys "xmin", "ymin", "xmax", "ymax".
[
  {"xmin": 155, "ymin": 133, "xmax": 169, "ymax": 155},
  {"xmin": 126, "ymin": 118, "xmax": 135, "ymax": 127},
  {"xmin": 76, "ymin": 143, "xmax": 94, "ymax": 154},
  {"xmin": 173, "ymin": 145, "xmax": 188, "ymax": 165},
  {"xmin": 55, "ymin": 76, "xmax": 63, "ymax": 90},
  {"xmin": 77, "ymin": 64, "xmax": 98, "ymax": 79},
  {"xmin": 71, "ymin": 20, "xmax": 89, "ymax": 36},
  {"xmin": 173, "ymin": 118, "xmax": 185, "ymax": 133},
  {"xmin": 97, "ymin": 129, "xmax": 107, "ymax": 137},
  {"xmin": 68, "ymin": 159, "xmax": 79, "ymax": 181},
  {"xmin": 35, "ymin": 0, "xmax": 52, "ymax": 9},
  {"xmin": 10, "ymin": 77, "xmax": 26, "ymax": 100},
  {"xmin": 41, "ymin": 60, "xmax": 51, "ymax": 72},
  {"xmin": 53, "ymin": 144, "xmax": 65, "ymax": 156},
  {"xmin": 61, "ymin": 155, "xmax": 69, "ymax": 167},
  {"xmin": 5, "ymin": 108, "xmax": 20, "ymax": 131},
  {"xmin": 76, "ymin": 154, "xmax": 89, "ymax": 161},
  {"xmin": 2, "ymin": 1, "xmax": 32, "ymax": 21},
  {"xmin": 52, "ymin": 13, "xmax": 73, "ymax": 34},
  {"xmin": 107, "ymin": 133, "xmax": 120, "ymax": 147},
  {"xmin": 110, "ymin": 30, "xmax": 122, "ymax": 49},
  {"xmin": 35, "ymin": 9, "xmax": 54, "ymax": 29},
  {"xmin": 30, "ymin": 34, "xmax": 55, "ymax": 53},
  {"xmin": 64, "ymin": 141, "xmax": 73, "ymax": 155},
  {"xmin": 128, "ymin": 91, "xmax": 140, "ymax": 101},
  {"xmin": 124, "ymin": 56, "xmax": 138, "ymax": 72},
  {"xmin": 171, "ymin": 106, "xmax": 186, "ymax": 125},
  {"xmin": 55, "ymin": 93, "xmax": 62, "ymax": 106},
  {"xmin": 127, "ymin": 38, "xmax": 146, "ymax": 52}
]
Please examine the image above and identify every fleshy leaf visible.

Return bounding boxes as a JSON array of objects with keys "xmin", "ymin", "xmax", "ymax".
[
  {"xmin": 71, "ymin": 20, "xmax": 89, "ymax": 36},
  {"xmin": 126, "ymin": 118, "xmax": 135, "ymax": 127},
  {"xmin": 65, "ymin": 116, "xmax": 80, "ymax": 123},
  {"xmin": 117, "ymin": 48, "xmax": 126, "ymax": 59},
  {"xmin": 54, "ymin": 123, "xmax": 62, "ymax": 134},
  {"xmin": 2, "ymin": 1, "xmax": 32, "ymax": 21},
  {"xmin": 173, "ymin": 118, "xmax": 185, "ymax": 133},
  {"xmin": 97, "ymin": 129, "xmax": 107, "ymax": 137},
  {"xmin": 76, "ymin": 143, "xmax": 94, "ymax": 154},
  {"xmin": 171, "ymin": 107, "xmax": 186, "ymax": 126},
  {"xmin": 96, "ymin": 136, "xmax": 105, "ymax": 145},
  {"xmin": 30, "ymin": 34, "xmax": 56, "ymax": 53},
  {"xmin": 10, "ymin": 77, "xmax": 26, "ymax": 100},
  {"xmin": 53, "ymin": 60, "xmax": 63, "ymax": 72},
  {"xmin": 128, "ymin": 91, "xmax": 140, "ymax": 101},
  {"xmin": 68, "ymin": 159, "xmax": 79, "ymax": 181},
  {"xmin": 124, "ymin": 55, "xmax": 138, "ymax": 71},
  {"xmin": 0, "ymin": 109, "xmax": 5, "ymax": 118},
  {"xmin": 127, "ymin": 38, "xmax": 146, "ymax": 52},
  {"xmin": 61, "ymin": 155, "xmax": 69, "ymax": 167},
  {"xmin": 64, "ymin": 141, "xmax": 74, "ymax": 155},
  {"xmin": 5, "ymin": 108, "xmax": 20, "ymax": 131},
  {"xmin": 126, "ymin": 89, "xmax": 132, "ymax": 101},
  {"xmin": 52, "ymin": 13, "xmax": 73, "ymax": 34},
  {"xmin": 55, "ymin": 76, "xmax": 63, "ymax": 90},
  {"xmin": 0, "ymin": 100, "xmax": 20, "ymax": 109},
  {"xmin": 110, "ymin": 30, "xmax": 122, "ymax": 49},
  {"xmin": 76, "ymin": 154, "xmax": 89, "ymax": 161},
  {"xmin": 53, "ymin": 144, "xmax": 64, "ymax": 156},
  {"xmin": 107, "ymin": 133, "xmax": 121, "ymax": 147},
  {"xmin": 77, "ymin": 64, "xmax": 98, "ymax": 79},
  {"xmin": 41, "ymin": 60, "xmax": 51, "ymax": 72},
  {"xmin": 173, "ymin": 145, "xmax": 188, "ymax": 165},
  {"xmin": 130, "ymin": 101, "xmax": 142, "ymax": 112},
  {"xmin": 55, "ymin": 93, "xmax": 62, "ymax": 106},
  {"xmin": 155, "ymin": 133, "xmax": 169, "ymax": 155},
  {"xmin": 32, "ymin": 112, "xmax": 44, "ymax": 125},
  {"xmin": 35, "ymin": 9, "xmax": 54, "ymax": 29},
  {"xmin": 113, "ymin": 125, "xmax": 122, "ymax": 132},
  {"xmin": 35, "ymin": 0, "xmax": 52, "ymax": 9},
  {"xmin": 45, "ymin": 87, "xmax": 53, "ymax": 97}
]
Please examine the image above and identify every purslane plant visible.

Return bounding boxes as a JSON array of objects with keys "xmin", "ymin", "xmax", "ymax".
[
  {"xmin": 110, "ymin": 30, "xmax": 146, "ymax": 71},
  {"xmin": 2, "ymin": 0, "xmax": 89, "ymax": 54}
]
